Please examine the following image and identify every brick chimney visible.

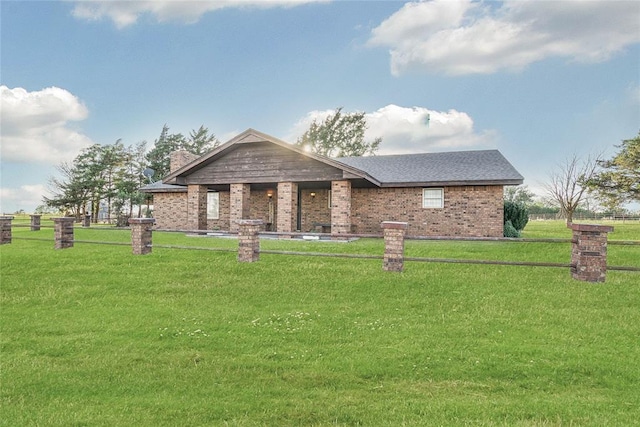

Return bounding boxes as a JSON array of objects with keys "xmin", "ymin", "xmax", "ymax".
[{"xmin": 170, "ymin": 150, "xmax": 199, "ymax": 174}]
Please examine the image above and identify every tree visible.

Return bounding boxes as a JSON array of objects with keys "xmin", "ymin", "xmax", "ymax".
[
  {"xmin": 146, "ymin": 124, "xmax": 218, "ymax": 179},
  {"xmin": 146, "ymin": 125, "xmax": 182, "ymax": 179},
  {"xmin": 504, "ymin": 185, "xmax": 535, "ymax": 206},
  {"xmin": 44, "ymin": 140, "xmax": 147, "ymax": 222},
  {"xmin": 113, "ymin": 141, "xmax": 148, "ymax": 219},
  {"xmin": 295, "ymin": 107, "xmax": 381, "ymax": 157},
  {"xmin": 587, "ymin": 132, "xmax": 640, "ymax": 209},
  {"xmin": 543, "ymin": 153, "xmax": 601, "ymax": 225},
  {"xmin": 44, "ymin": 161, "xmax": 92, "ymax": 219},
  {"xmin": 186, "ymin": 125, "xmax": 220, "ymax": 155}
]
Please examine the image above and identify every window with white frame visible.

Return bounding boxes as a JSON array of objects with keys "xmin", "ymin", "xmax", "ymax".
[
  {"xmin": 422, "ymin": 188, "xmax": 444, "ymax": 208},
  {"xmin": 207, "ymin": 192, "xmax": 219, "ymax": 219}
]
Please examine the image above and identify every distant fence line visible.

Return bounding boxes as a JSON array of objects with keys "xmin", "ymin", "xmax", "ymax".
[
  {"xmin": 2, "ymin": 216, "xmax": 639, "ymax": 283},
  {"xmin": 529, "ymin": 213, "xmax": 640, "ymax": 221}
]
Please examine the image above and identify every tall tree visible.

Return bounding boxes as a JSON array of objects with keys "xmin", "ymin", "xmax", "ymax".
[
  {"xmin": 45, "ymin": 141, "xmax": 141, "ymax": 222},
  {"xmin": 113, "ymin": 141, "xmax": 149, "ymax": 219},
  {"xmin": 186, "ymin": 125, "xmax": 220, "ymax": 155},
  {"xmin": 43, "ymin": 161, "xmax": 92, "ymax": 218},
  {"xmin": 296, "ymin": 107, "xmax": 381, "ymax": 157},
  {"xmin": 543, "ymin": 153, "xmax": 601, "ymax": 225},
  {"xmin": 587, "ymin": 132, "xmax": 640, "ymax": 210},
  {"xmin": 146, "ymin": 125, "xmax": 185, "ymax": 179},
  {"xmin": 146, "ymin": 124, "xmax": 217, "ymax": 179}
]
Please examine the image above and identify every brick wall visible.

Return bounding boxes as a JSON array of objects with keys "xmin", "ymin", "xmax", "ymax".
[
  {"xmin": 351, "ymin": 185, "xmax": 504, "ymax": 237},
  {"xmin": 153, "ymin": 192, "xmax": 188, "ymax": 229},
  {"xmin": 206, "ymin": 190, "xmax": 273, "ymax": 231},
  {"xmin": 300, "ymin": 189, "xmax": 331, "ymax": 232},
  {"xmin": 154, "ymin": 184, "xmax": 504, "ymax": 237}
]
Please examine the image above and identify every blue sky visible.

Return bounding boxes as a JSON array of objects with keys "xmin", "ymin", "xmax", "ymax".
[{"xmin": 1, "ymin": 0, "xmax": 639, "ymax": 213}]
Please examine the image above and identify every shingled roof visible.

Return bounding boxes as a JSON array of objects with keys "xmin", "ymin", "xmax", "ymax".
[
  {"xmin": 336, "ymin": 150, "xmax": 523, "ymax": 187},
  {"xmin": 140, "ymin": 129, "xmax": 523, "ymax": 192}
]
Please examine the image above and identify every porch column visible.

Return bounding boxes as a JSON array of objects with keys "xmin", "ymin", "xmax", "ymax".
[
  {"xmin": 230, "ymin": 183, "xmax": 251, "ymax": 232},
  {"xmin": 331, "ymin": 180, "xmax": 351, "ymax": 237},
  {"xmin": 187, "ymin": 184, "xmax": 208, "ymax": 231},
  {"xmin": 277, "ymin": 182, "xmax": 298, "ymax": 235}
]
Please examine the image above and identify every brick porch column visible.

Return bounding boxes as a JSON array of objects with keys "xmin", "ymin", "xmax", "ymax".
[
  {"xmin": 30, "ymin": 214, "xmax": 42, "ymax": 231},
  {"xmin": 187, "ymin": 184, "xmax": 208, "ymax": 231},
  {"xmin": 277, "ymin": 182, "xmax": 298, "ymax": 235},
  {"xmin": 237, "ymin": 219, "xmax": 263, "ymax": 262},
  {"xmin": 382, "ymin": 221, "xmax": 408, "ymax": 272},
  {"xmin": 570, "ymin": 223, "xmax": 614, "ymax": 282},
  {"xmin": 53, "ymin": 217, "xmax": 75, "ymax": 249},
  {"xmin": 331, "ymin": 180, "xmax": 351, "ymax": 238},
  {"xmin": 230, "ymin": 183, "xmax": 251, "ymax": 232},
  {"xmin": 129, "ymin": 218, "xmax": 156, "ymax": 255},
  {"xmin": 0, "ymin": 216, "xmax": 13, "ymax": 244}
]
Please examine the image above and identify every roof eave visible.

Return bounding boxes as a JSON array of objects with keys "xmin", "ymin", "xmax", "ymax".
[
  {"xmin": 139, "ymin": 186, "xmax": 187, "ymax": 194},
  {"xmin": 378, "ymin": 178, "xmax": 524, "ymax": 187}
]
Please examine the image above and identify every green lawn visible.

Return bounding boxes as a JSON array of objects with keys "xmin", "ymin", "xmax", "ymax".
[{"xmin": 1, "ymin": 221, "xmax": 639, "ymax": 426}]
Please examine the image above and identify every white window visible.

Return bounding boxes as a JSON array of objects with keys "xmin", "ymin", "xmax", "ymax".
[
  {"xmin": 207, "ymin": 192, "xmax": 219, "ymax": 219},
  {"xmin": 422, "ymin": 188, "xmax": 444, "ymax": 209}
]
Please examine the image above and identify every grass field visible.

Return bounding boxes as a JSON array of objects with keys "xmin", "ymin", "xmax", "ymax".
[{"xmin": 1, "ymin": 220, "xmax": 639, "ymax": 426}]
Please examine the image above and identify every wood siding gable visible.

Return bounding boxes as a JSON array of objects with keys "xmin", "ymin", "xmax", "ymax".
[
  {"xmin": 164, "ymin": 129, "xmax": 379, "ymax": 186},
  {"xmin": 187, "ymin": 141, "xmax": 346, "ymax": 184}
]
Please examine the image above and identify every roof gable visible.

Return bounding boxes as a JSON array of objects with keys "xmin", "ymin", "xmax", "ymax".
[{"xmin": 163, "ymin": 129, "xmax": 378, "ymax": 186}]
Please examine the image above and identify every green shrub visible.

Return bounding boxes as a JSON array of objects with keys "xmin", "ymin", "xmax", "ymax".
[
  {"xmin": 504, "ymin": 201, "xmax": 529, "ymax": 231},
  {"xmin": 503, "ymin": 220, "xmax": 520, "ymax": 237}
]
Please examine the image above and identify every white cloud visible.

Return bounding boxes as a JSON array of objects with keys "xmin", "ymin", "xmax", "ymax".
[
  {"xmin": 0, "ymin": 184, "xmax": 49, "ymax": 213},
  {"xmin": 366, "ymin": 105, "xmax": 494, "ymax": 154},
  {"xmin": 71, "ymin": 0, "xmax": 328, "ymax": 28},
  {"xmin": 287, "ymin": 104, "xmax": 494, "ymax": 154},
  {"xmin": 0, "ymin": 86, "xmax": 94, "ymax": 164},
  {"xmin": 287, "ymin": 108, "xmax": 336, "ymax": 142},
  {"xmin": 369, "ymin": 0, "xmax": 640, "ymax": 76}
]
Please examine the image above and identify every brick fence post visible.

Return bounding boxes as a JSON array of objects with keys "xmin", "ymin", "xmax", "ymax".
[
  {"xmin": 129, "ymin": 218, "xmax": 156, "ymax": 255},
  {"xmin": 237, "ymin": 219, "xmax": 263, "ymax": 263},
  {"xmin": 381, "ymin": 221, "xmax": 408, "ymax": 272},
  {"xmin": 570, "ymin": 223, "xmax": 614, "ymax": 283},
  {"xmin": 83, "ymin": 213, "xmax": 91, "ymax": 227},
  {"xmin": 30, "ymin": 214, "xmax": 42, "ymax": 231},
  {"xmin": 0, "ymin": 216, "xmax": 13, "ymax": 245},
  {"xmin": 53, "ymin": 217, "xmax": 75, "ymax": 249}
]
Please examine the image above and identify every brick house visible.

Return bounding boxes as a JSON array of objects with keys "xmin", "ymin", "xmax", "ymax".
[{"xmin": 140, "ymin": 129, "xmax": 523, "ymax": 237}]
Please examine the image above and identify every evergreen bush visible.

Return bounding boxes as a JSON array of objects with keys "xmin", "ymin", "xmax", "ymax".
[
  {"xmin": 503, "ymin": 220, "xmax": 520, "ymax": 238},
  {"xmin": 504, "ymin": 201, "xmax": 529, "ymax": 232}
]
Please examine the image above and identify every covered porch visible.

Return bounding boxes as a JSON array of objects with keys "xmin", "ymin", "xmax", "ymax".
[{"xmin": 186, "ymin": 180, "xmax": 355, "ymax": 235}]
